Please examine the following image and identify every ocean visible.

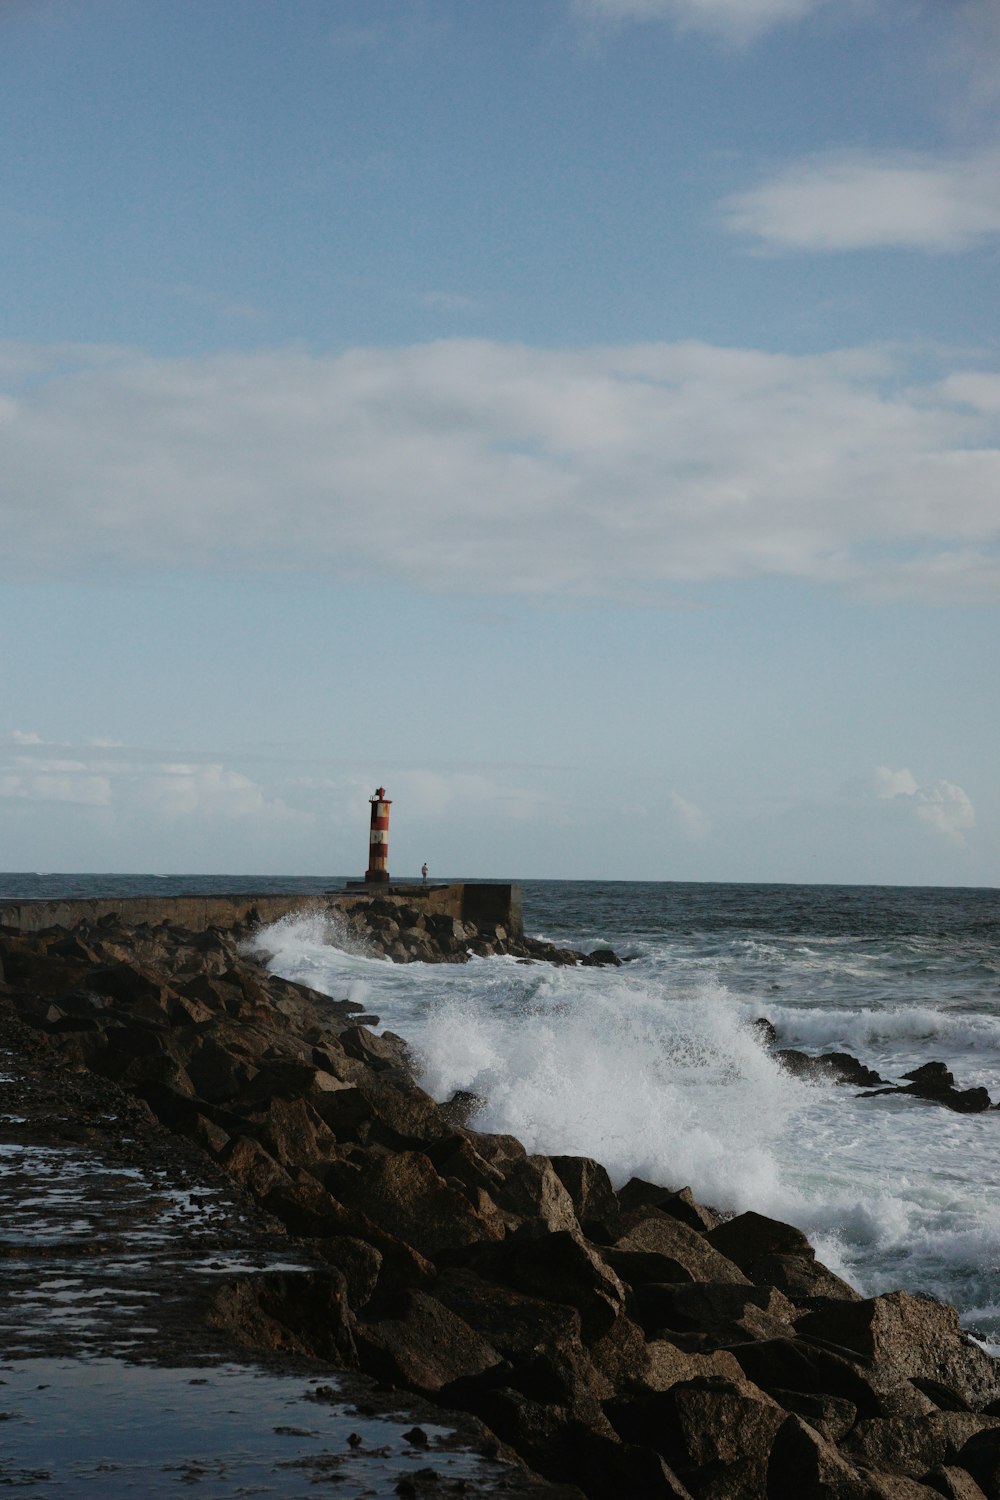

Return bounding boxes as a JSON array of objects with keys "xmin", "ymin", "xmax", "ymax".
[{"xmin": 4, "ymin": 875, "xmax": 999, "ymax": 1343}]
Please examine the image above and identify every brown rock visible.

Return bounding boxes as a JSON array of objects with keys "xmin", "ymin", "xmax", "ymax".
[
  {"xmin": 608, "ymin": 1373, "xmax": 786, "ymax": 1495},
  {"xmin": 768, "ymin": 1388, "xmax": 858, "ymax": 1442},
  {"xmin": 209, "ymin": 1269, "xmax": 357, "ymax": 1366},
  {"xmin": 493, "ymin": 1156, "xmax": 581, "ymax": 1236},
  {"xmin": 424, "ymin": 1134, "xmax": 506, "ymax": 1196},
  {"xmin": 355, "ymin": 1290, "xmax": 500, "ymax": 1394},
  {"xmin": 733, "ymin": 1336, "xmax": 886, "ymax": 1418},
  {"xmin": 263, "ymin": 1175, "xmax": 345, "ymax": 1237},
  {"xmin": 797, "ymin": 1294, "xmax": 1000, "ymax": 1411},
  {"xmin": 469, "ymin": 1230, "xmax": 626, "ymax": 1343},
  {"xmin": 186, "ymin": 1036, "xmax": 258, "ymax": 1102},
  {"xmin": 549, "ymin": 1155, "xmax": 620, "ymax": 1234},
  {"xmin": 609, "ymin": 1215, "xmax": 749, "ymax": 1288},
  {"xmin": 332, "ymin": 1148, "xmax": 505, "ymax": 1258},
  {"xmin": 312, "ymin": 1234, "xmax": 383, "ymax": 1309},
  {"xmin": 637, "ymin": 1341, "xmax": 747, "ymax": 1395},
  {"xmin": 632, "ymin": 1280, "xmax": 797, "ymax": 1345},
  {"xmin": 922, "ymin": 1464, "xmax": 990, "ymax": 1499},
  {"xmin": 766, "ymin": 1412, "xmax": 869, "ymax": 1499},
  {"xmin": 842, "ymin": 1414, "xmax": 997, "ymax": 1481},
  {"xmin": 219, "ymin": 1134, "xmax": 290, "ymax": 1198},
  {"xmin": 240, "ymin": 1095, "xmax": 337, "ymax": 1167},
  {"xmin": 432, "ymin": 1266, "xmax": 583, "ymax": 1362}
]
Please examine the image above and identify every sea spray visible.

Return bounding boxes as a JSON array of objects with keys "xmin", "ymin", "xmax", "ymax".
[{"xmin": 261, "ymin": 890, "xmax": 1000, "ymax": 1338}]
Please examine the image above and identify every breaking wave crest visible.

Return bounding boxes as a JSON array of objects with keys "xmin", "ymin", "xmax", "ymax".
[{"xmin": 261, "ymin": 912, "xmax": 1000, "ymax": 1333}]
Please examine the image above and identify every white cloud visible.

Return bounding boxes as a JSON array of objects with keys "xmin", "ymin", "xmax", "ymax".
[
  {"xmin": 573, "ymin": 0, "xmax": 828, "ymax": 43},
  {"xmin": 11, "ymin": 730, "xmax": 43, "ymax": 745},
  {"xmin": 0, "ymin": 739, "xmax": 303, "ymax": 827},
  {"xmin": 2, "ymin": 338, "xmax": 1000, "ymax": 604},
  {"xmin": 132, "ymin": 763, "xmax": 285, "ymax": 822},
  {"xmin": 871, "ymin": 765, "xmax": 919, "ymax": 799},
  {"xmin": 863, "ymin": 765, "xmax": 976, "ymax": 846},
  {"xmin": 391, "ymin": 769, "xmax": 550, "ymax": 824},
  {"xmin": 0, "ymin": 768, "xmax": 112, "ymax": 807},
  {"xmin": 669, "ymin": 791, "xmax": 712, "ymax": 839},
  {"xmin": 723, "ymin": 149, "xmax": 1000, "ymax": 253},
  {"xmin": 914, "ymin": 780, "xmax": 976, "ymax": 844}
]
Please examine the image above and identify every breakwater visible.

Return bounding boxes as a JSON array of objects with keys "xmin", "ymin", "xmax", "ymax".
[
  {"xmin": 3, "ymin": 895, "xmax": 1000, "ymax": 1499},
  {"xmin": 0, "ymin": 880, "xmax": 523, "ymax": 942}
]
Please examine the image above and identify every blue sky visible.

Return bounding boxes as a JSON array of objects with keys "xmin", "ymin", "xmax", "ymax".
[{"xmin": 2, "ymin": 0, "xmax": 998, "ymax": 883}]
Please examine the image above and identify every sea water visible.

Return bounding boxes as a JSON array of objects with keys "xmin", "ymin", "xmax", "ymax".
[
  {"xmin": 255, "ymin": 881, "xmax": 1000, "ymax": 1341},
  {"xmin": 4, "ymin": 876, "xmax": 999, "ymax": 1340}
]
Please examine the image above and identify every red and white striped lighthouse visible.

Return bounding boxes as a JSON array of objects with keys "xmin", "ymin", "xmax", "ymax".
[{"xmin": 365, "ymin": 787, "xmax": 392, "ymax": 884}]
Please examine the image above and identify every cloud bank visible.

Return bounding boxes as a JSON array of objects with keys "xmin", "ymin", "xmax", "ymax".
[
  {"xmin": 2, "ymin": 338, "xmax": 999, "ymax": 603},
  {"xmin": 723, "ymin": 149, "xmax": 1000, "ymax": 253},
  {"xmin": 868, "ymin": 764, "xmax": 976, "ymax": 845}
]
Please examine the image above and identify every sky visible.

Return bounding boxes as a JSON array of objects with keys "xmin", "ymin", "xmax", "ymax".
[{"xmin": 1, "ymin": 0, "xmax": 998, "ymax": 885}]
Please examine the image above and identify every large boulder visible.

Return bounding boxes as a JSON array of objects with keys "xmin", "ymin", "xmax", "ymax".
[
  {"xmin": 608, "ymin": 1215, "xmax": 749, "ymax": 1288},
  {"xmin": 492, "ymin": 1156, "xmax": 582, "ymax": 1236},
  {"xmin": 707, "ymin": 1210, "xmax": 860, "ymax": 1304},
  {"xmin": 765, "ymin": 1412, "xmax": 870, "ymax": 1500},
  {"xmin": 842, "ymin": 1414, "xmax": 998, "ymax": 1481},
  {"xmin": 464, "ymin": 1231, "xmax": 627, "ymax": 1343},
  {"xmin": 608, "ymin": 1373, "xmax": 787, "ymax": 1497},
  {"xmin": 354, "ymin": 1290, "xmax": 500, "ymax": 1394},
  {"xmin": 632, "ymin": 1281, "xmax": 797, "ymax": 1347},
  {"xmin": 797, "ymin": 1294, "xmax": 1000, "ymax": 1411},
  {"xmin": 330, "ymin": 1148, "xmax": 506, "ymax": 1257}
]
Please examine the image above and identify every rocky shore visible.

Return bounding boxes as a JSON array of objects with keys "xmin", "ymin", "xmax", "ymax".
[{"xmin": 2, "ymin": 898, "xmax": 1000, "ymax": 1499}]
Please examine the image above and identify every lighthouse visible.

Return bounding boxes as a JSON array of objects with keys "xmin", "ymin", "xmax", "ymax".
[{"xmin": 365, "ymin": 787, "xmax": 392, "ymax": 884}]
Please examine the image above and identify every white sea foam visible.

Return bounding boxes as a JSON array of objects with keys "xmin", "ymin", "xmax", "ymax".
[{"xmin": 262, "ymin": 913, "xmax": 1000, "ymax": 1336}]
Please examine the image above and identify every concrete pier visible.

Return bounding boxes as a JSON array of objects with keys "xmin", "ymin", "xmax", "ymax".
[{"xmin": 0, "ymin": 882, "xmax": 523, "ymax": 940}]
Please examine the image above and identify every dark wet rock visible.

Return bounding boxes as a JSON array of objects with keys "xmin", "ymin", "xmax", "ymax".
[
  {"xmin": 753, "ymin": 1017, "xmax": 778, "ymax": 1047},
  {"xmin": 355, "ymin": 1290, "xmax": 501, "ymax": 1395},
  {"xmin": 632, "ymin": 1280, "xmax": 797, "ymax": 1347},
  {"xmin": 616, "ymin": 1178, "xmax": 720, "ymax": 1234},
  {"xmin": 209, "ymin": 1268, "xmax": 358, "ymax": 1365},
  {"xmin": 766, "ymin": 1411, "xmax": 870, "ymax": 1499},
  {"xmin": 439, "ymin": 1089, "xmax": 482, "ymax": 1129},
  {"xmin": 798, "ymin": 1295, "xmax": 1000, "ymax": 1412},
  {"xmin": 951, "ymin": 1425, "xmax": 1000, "ymax": 1500},
  {"xmin": 904, "ymin": 1062, "xmax": 956, "ymax": 1094},
  {"xmin": 2, "ymin": 908, "xmax": 998, "ymax": 1500},
  {"xmin": 924, "ymin": 1462, "xmax": 991, "ymax": 1499},
  {"xmin": 841, "ymin": 1413, "xmax": 997, "ymax": 1481},
  {"xmin": 580, "ymin": 948, "xmax": 621, "ymax": 967},
  {"xmin": 706, "ymin": 1209, "xmax": 861, "ymax": 1304},
  {"xmin": 607, "ymin": 1373, "xmax": 787, "ymax": 1497},
  {"xmin": 608, "ymin": 1214, "xmax": 749, "ymax": 1289},
  {"xmin": 859, "ymin": 1061, "xmax": 994, "ymax": 1114},
  {"xmin": 732, "ymin": 1335, "xmax": 888, "ymax": 1418},
  {"xmin": 550, "ymin": 1156, "xmax": 620, "ymax": 1236},
  {"xmin": 776, "ymin": 1048, "xmax": 887, "ymax": 1088}
]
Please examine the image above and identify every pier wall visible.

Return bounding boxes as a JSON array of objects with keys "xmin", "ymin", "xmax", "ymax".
[{"xmin": 0, "ymin": 883, "xmax": 523, "ymax": 940}]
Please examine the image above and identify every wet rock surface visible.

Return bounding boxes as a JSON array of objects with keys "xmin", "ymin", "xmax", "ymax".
[
  {"xmin": 332, "ymin": 895, "xmax": 620, "ymax": 968},
  {"xmin": 756, "ymin": 1018, "xmax": 995, "ymax": 1113},
  {"xmin": 2, "ymin": 906, "xmax": 1000, "ymax": 1500}
]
